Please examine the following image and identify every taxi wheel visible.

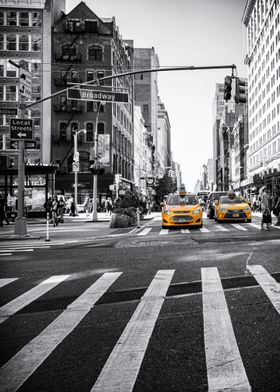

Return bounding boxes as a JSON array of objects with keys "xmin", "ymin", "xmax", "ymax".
[
  {"xmin": 217, "ymin": 219, "xmax": 221, "ymax": 223},
  {"xmin": 162, "ymin": 225, "xmax": 167, "ymax": 229},
  {"xmin": 246, "ymin": 219, "xmax": 251, "ymax": 223}
]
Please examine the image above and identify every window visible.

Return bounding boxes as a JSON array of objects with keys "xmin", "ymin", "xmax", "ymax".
[
  {"xmin": 7, "ymin": 11, "xmax": 17, "ymax": 26},
  {"xmin": 59, "ymin": 122, "xmax": 67, "ymax": 141},
  {"xmin": 31, "ymin": 62, "xmax": 41, "ymax": 76},
  {"xmin": 97, "ymin": 71, "xmax": 104, "ymax": 85},
  {"xmin": 0, "ymin": 86, "xmax": 3, "ymax": 101},
  {"xmin": 0, "ymin": 64, "xmax": 3, "ymax": 77},
  {"xmin": 6, "ymin": 86, "xmax": 17, "ymax": 101},
  {"xmin": 0, "ymin": 34, "xmax": 4, "ymax": 51},
  {"xmin": 97, "ymin": 123, "xmax": 105, "ymax": 134},
  {"xmin": 32, "ymin": 12, "xmax": 41, "ymax": 27},
  {"xmin": 32, "ymin": 35, "xmax": 41, "ymax": 51},
  {"xmin": 143, "ymin": 104, "xmax": 149, "ymax": 113},
  {"xmin": 86, "ymin": 122, "xmax": 94, "ymax": 141},
  {"xmin": 87, "ymin": 101, "xmax": 93, "ymax": 112},
  {"xmin": 60, "ymin": 95, "xmax": 67, "ymax": 109},
  {"xmin": 79, "ymin": 151, "xmax": 90, "ymax": 173},
  {"xmin": 87, "ymin": 70, "xmax": 94, "ymax": 81},
  {"xmin": 62, "ymin": 44, "xmax": 76, "ymax": 57},
  {"xmin": 0, "ymin": 11, "xmax": 4, "ymax": 26},
  {"xmin": 19, "ymin": 34, "xmax": 29, "ymax": 51},
  {"xmin": 6, "ymin": 62, "xmax": 17, "ymax": 77},
  {"xmin": 7, "ymin": 34, "xmax": 16, "ymax": 51},
  {"xmin": 88, "ymin": 45, "xmax": 102, "ymax": 61},
  {"xmin": 19, "ymin": 11, "xmax": 29, "ymax": 26}
]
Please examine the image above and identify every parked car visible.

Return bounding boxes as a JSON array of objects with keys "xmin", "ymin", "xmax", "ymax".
[{"xmin": 207, "ymin": 191, "xmax": 227, "ymax": 219}]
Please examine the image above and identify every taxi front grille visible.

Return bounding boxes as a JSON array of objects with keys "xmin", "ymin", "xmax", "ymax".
[
  {"xmin": 172, "ymin": 210, "xmax": 191, "ymax": 214},
  {"xmin": 171, "ymin": 215, "xmax": 193, "ymax": 222},
  {"xmin": 225, "ymin": 211, "xmax": 246, "ymax": 219}
]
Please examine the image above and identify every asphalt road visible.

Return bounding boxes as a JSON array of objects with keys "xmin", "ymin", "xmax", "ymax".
[{"xmin": 0, "ymin": 213, "xmax": 279, "ymax": 391}]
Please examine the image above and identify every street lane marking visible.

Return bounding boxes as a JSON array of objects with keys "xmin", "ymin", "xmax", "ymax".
[
  {"xmin": 0, "ymin": 253, "xmax": 12, "ymax": 257},
  {"xmin": 202, "ymin": 267, "xmax": 251, "ymax": 392},
  {"xmin": 0, "ymin": 278, "xmax": 18, "ymax": 288},
  {"xmin": 271, "ymin": 225, "xmax": 280, "ymax": 230},
  {"xmin": 138, "ymin": 228, "xmax": 152, "ymax": 236},
  {"xmin": 91, "ymin": 269, "xmax": 175, "ymax": 392},
  {"xmin": 0, "ymin": 249, "xmax": 33, "ymax": 253},
  {"xmin": 215, "ymin": 225, "xmax": 229, "ymax": 232},
  {"xmin": 0, "ymin": 275, "xmax": 70, "ymax": 325},
  {"xmin": 231, "ymin": 224, "xmax": 247, "ymax": 231},
  {"xmin": 200, "ymin": 227, "xmax": 209, "ymax": 232},
  {"xmin": 0, "ymin": 272, "xmax": 121, "ymax": 392},
  {"xmin": 160, "ymin": 229, "xmax": 169, "ymax": 235},
  {"xmin": 248, "ymin": 223, "xmax": 261, "ymax": 230},
  {"xmin": 181, "ymin": 229, "xmax": 190, "ymax": 233},
  {"xmin": 247, "ymin": 265, "xmax": 280, "ymax": 314}
]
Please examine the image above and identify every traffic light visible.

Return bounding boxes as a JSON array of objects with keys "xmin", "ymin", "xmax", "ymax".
[
  {"xmin": 224, "ymin": 76, "xmax": 232, "ymax": 102},
  {"xmin": 234, "ymin": 77, "xmax": 247, "ymax": 104}
]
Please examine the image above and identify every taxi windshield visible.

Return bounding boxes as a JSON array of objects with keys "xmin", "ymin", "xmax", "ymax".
[
  {"xmin": 220, "ymin": 196, "xmax": 246, "ymax": 204},
  {"xmin": 167, "ymin": 195, "xmax": 198, "ymax": 206}
]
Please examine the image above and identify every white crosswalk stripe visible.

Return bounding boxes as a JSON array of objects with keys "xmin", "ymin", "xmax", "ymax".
[
  {"xmin": 159, "ymin": 229, "xmax": 169, "ymax": 235},
  {"xmin": 0, "ymin": 275, "xmax": 70, "ymax": 325},
  {"xmin": 91, "ymin": 269, "xmax": 174, "ymax": 392},
  {"xmin": 199, "ymin": 227, "xmax": 209, "ymax": 232},
  {"xmin": 181, "ymin": 229, "xmax": 190, "ymax": 233},
  {"xmin": 248, "ymin": 223, "xmax": 261, "ymax": 230},
  {"xmin": 0, "ymin": 278, "xmax": 18, "ymax": 288},
  {"xmin": 231, "ymin": 224, "xmax": 248, "ymax": 231},
  {"xmin": 215, "ymin": 225, "xmax": 229, "ymax": 232},
  {"xmin": 0, "ymin": 272, "xmax": 122, "ymax": 392},
  {"xmin": 202, "ymin": 267, "xmax": 251, "ymax": 391},
  {"xmin": 138, "ymin": 228, "xmax": 152, "ymax": 236}
]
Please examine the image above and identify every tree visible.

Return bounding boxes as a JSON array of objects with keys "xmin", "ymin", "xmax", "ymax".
[{"xmin": 155, "ymin": 173, "xmax": 177, "ymax": 204}]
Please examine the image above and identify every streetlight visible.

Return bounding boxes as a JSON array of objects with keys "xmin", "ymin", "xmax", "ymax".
[
  {"xmin": 73, "ymin": 128, "xmax": 86, "ymax": 213},
  {"xmin": 91, "ymin": 101, "xmax": 105, "ymax": 221}
]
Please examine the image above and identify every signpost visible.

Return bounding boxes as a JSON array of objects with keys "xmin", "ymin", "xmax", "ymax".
[
  {"xmin": 67, "ymin": 88, "xmax": 128, "ymax": 103},
  {"xmin": 19, "ymin": 67, "xmax": 32, "ymax": 100}
]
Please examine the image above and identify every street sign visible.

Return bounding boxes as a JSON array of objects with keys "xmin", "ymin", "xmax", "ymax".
[
  {"xmin": 19, "ymin": 67, "xmax": 32, "ymax": 100},
  {"xmin": 73, "ymin": 151, "xmax": 79, "ymax": 162},
  {"xmin": 10, "ymin": 118, "xmax": 33, "ymax": 140},
  {"xmin": 72, "ymin": 161, "xmax": 79, "ymax": 172},
  {"xmin": 146, "ymin": 178, "xmax": 154, "ymax": 186},
  {"xmin": 109, "ymin": 184, "xmax": 115, "ymax": 191},
  {"xmin": 67, "ymin": 88, "xmax": 129, "ymax": 103},
  {"xmin": 10, "ymin": 140, "xmax": 36, "ymax": 149},
  {"xmin": 0, "ymin": 108, "xmax": 18, "ymax": 116}
]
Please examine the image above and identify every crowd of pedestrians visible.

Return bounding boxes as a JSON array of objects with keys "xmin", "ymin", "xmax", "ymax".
[
  {"xmin": 44, "ymin": 195, "xmax": 67, "ymax": 227},
  {"xmin": 257, "ymin": 185, "xmax": 280, "ymax": 230}
]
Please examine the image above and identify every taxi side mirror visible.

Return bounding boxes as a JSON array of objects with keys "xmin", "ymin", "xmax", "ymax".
[
  {"xmin": 214, "ymin": 200, "xmax": 219, "ymax": 205},
  {"xmin": 160, "ymin": 202, "xmax": 165, "ymax": 208}
]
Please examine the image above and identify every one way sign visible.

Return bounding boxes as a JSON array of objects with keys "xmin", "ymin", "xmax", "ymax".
[{"xmin": 10, "ymin": 118, "xmax": 33, "ymax": 140}]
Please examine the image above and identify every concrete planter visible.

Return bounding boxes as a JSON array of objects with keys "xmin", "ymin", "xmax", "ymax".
[{"xmin": 110, "ymin": 213, "xmax": 132, "ymax": 228}]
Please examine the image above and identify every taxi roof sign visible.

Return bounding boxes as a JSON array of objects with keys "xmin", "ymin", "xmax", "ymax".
[{"xmin": 179, "ymin": 184, "xmax": 187, "ymax": 196}]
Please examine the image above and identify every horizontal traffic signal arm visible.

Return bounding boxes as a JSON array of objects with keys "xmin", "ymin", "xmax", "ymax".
[{"xmin": 25, "ymin": 64, "xmax": 237, "ymax": 109}]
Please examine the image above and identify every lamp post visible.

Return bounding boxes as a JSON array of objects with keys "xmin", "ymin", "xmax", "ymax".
[
  {"xmin": 91, "ymin": 101, "xmax": 105, "ymax": 221},
  {"xmin": 73, "ymin": 128, "xmax": 86, "ymax": 213}
]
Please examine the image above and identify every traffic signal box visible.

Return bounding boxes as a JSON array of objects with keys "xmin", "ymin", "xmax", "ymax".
[
  {"xmin": 234, "ymin": 77, "xmax": 247, "ymax": 104},
  {"xmin": 224, "ymin": 76, "xmax": 232, "ymax": 102}
]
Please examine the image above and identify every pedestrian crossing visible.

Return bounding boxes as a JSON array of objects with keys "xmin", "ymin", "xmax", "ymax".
[
  {"xmin": 135, "ymin": 222, "xmax": 280, "ymax": 236},
  {"xmin": 0, "ymin": 265, "xmax": 279, "ymax": 391}
]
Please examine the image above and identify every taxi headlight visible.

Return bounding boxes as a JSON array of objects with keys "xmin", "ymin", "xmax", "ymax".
[
  {"xmin": 244, "ymin": 207, "xmax": 251, "ymax": 211},
  {"xmin": 163, "ymin": 209, "xmax": 170, "ymax": 215},
  {"xmin": 193, "ymin": 208, "xmax": 201, "ymax": 215},
  {"xmin": 219, "ymin": 207, "xmax": 227, "ymax": 212}
]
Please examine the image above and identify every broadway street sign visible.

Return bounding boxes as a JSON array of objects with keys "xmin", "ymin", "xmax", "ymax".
[
  {"xmin": 67, "ymin": 88, "xmax": 128, "ymax": 103},
  {"xmin": 10, "ymin": 118, "xmax": 33, "ymax": 140}
]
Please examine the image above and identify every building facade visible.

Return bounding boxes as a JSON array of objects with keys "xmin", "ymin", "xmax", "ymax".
[
  {"xmin": 157, "ymin": 97, "xmax": 171, "ymax": 177},
  {"xmin": 242, "ymin": 0, "xmax": 280, "ymax": 194},
  {"xmin": 51, "ymin": 2, "xmax": 134, "ymax": 202}
]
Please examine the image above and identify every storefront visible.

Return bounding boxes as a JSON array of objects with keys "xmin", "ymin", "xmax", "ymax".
[{"xmin": 0, "ymin": 163, "xmax": 57, "ymax": 218}]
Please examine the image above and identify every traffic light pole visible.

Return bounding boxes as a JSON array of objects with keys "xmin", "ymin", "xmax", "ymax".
[{"xmin": 14, "ymin": 139, "xmax": 27, "ymax": 236}]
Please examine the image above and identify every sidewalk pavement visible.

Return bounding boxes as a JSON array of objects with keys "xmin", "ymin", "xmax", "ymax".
[{"xmin": 0, "ymin": 211, "xmax": 158, "ymax": 241}]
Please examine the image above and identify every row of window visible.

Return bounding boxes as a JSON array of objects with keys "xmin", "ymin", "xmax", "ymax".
[
  {"xmin": 58, "ymin": 122, "xmax": 105, "ymax": 143},
  {"xmin": 0, "ymin": 59, "xmax": 41, "ymax": 78},
  {"xmin": 57, "ymin": 43, "xmax": 103, "ymax": 61},
  {"xmin": 249, "ymin": 137, "xmax": 280, "ymax": 170},
  {"xmin": 0, "ymin": 10, "xmax": 42, "ymax": 27},
  {"xmin": 0, "ymin": 84, "xmax": 41, "ymax": 102},
  {"xmin": 0, "ymin": 33, "xmax": 41, "ymax": 52}
]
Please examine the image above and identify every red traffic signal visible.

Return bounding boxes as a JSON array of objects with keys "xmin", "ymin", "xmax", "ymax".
[{"xmin": 224, "ymin": 76, "xmax": 232, "ymax": 102}]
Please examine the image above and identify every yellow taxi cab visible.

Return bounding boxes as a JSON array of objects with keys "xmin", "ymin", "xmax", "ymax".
[
  {"xmin": 215, "ymin": 192, "xmax": 252, "ymax": 223},
  {"xmin": 161, "ymin": 185, "xmax": 203, "ymax": 229}
]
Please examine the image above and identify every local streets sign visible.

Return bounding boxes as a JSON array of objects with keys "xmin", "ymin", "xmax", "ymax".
[
  {"xmin": 67, "ymin": 88, "xmax": 129, "ymax": 103},
  {"xmin": 10, "ymin": 118, "xmax": 33, "ymax": 140}
]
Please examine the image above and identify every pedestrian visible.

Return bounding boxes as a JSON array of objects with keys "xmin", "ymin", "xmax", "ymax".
[
  {"xmin": 252, "ymin": 194, "xmax": 257, "ymax": 212},
  {"xmin": 44, "ymin": 196, "xmax": 53, "ymax": 222},
  {"xmin": 70, "ymin": 199, "xmax": 76, "ymax": 216},
  {"xmin": 58, "ymin": 196, "xmax": 66, "ymax": 223},
  {"xmin": 51, "ymin": 195, "xmax": 59, "ymax": 226},
  {"xmin": 105, "ymin": 197, "xmax": 113, "ymax": 215},
  {"xmin": 259, "ymin": 186, "xmax": 271, "ymax": 230},
  {"xmin": 272, "ymin": 188, "xmax": 280, "ymax": 226},
  {"xmin": 0, "ymin": 193, "xmax": 9, "ymax": 227}
]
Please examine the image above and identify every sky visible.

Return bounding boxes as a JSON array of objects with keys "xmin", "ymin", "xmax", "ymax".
[{"xmin": 66, "ymin": 0, "xmax": 247, "ymax": 191}]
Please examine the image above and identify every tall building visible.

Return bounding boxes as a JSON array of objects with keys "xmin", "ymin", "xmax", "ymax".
[
  {"xmin": 134, "ymin": 47, "xmax": 159, "ymax": 176},
  {"xmin": 157, "ymin": 97, "xmax": 171, "ymax": 177},
  {"xmin": 0, "ymin": 0, "xmax": 64, "ymax": 216},
  {"xmin": 242, "ymin": 0, "xmax": 280, "ymax": 193},
  {"xmin": 212, "ymin": 83, "xmax": 225, "ymax": 189},
  {"xmin": 51, "ymin": 2, "xmax": 134, "ymax": 202}
]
